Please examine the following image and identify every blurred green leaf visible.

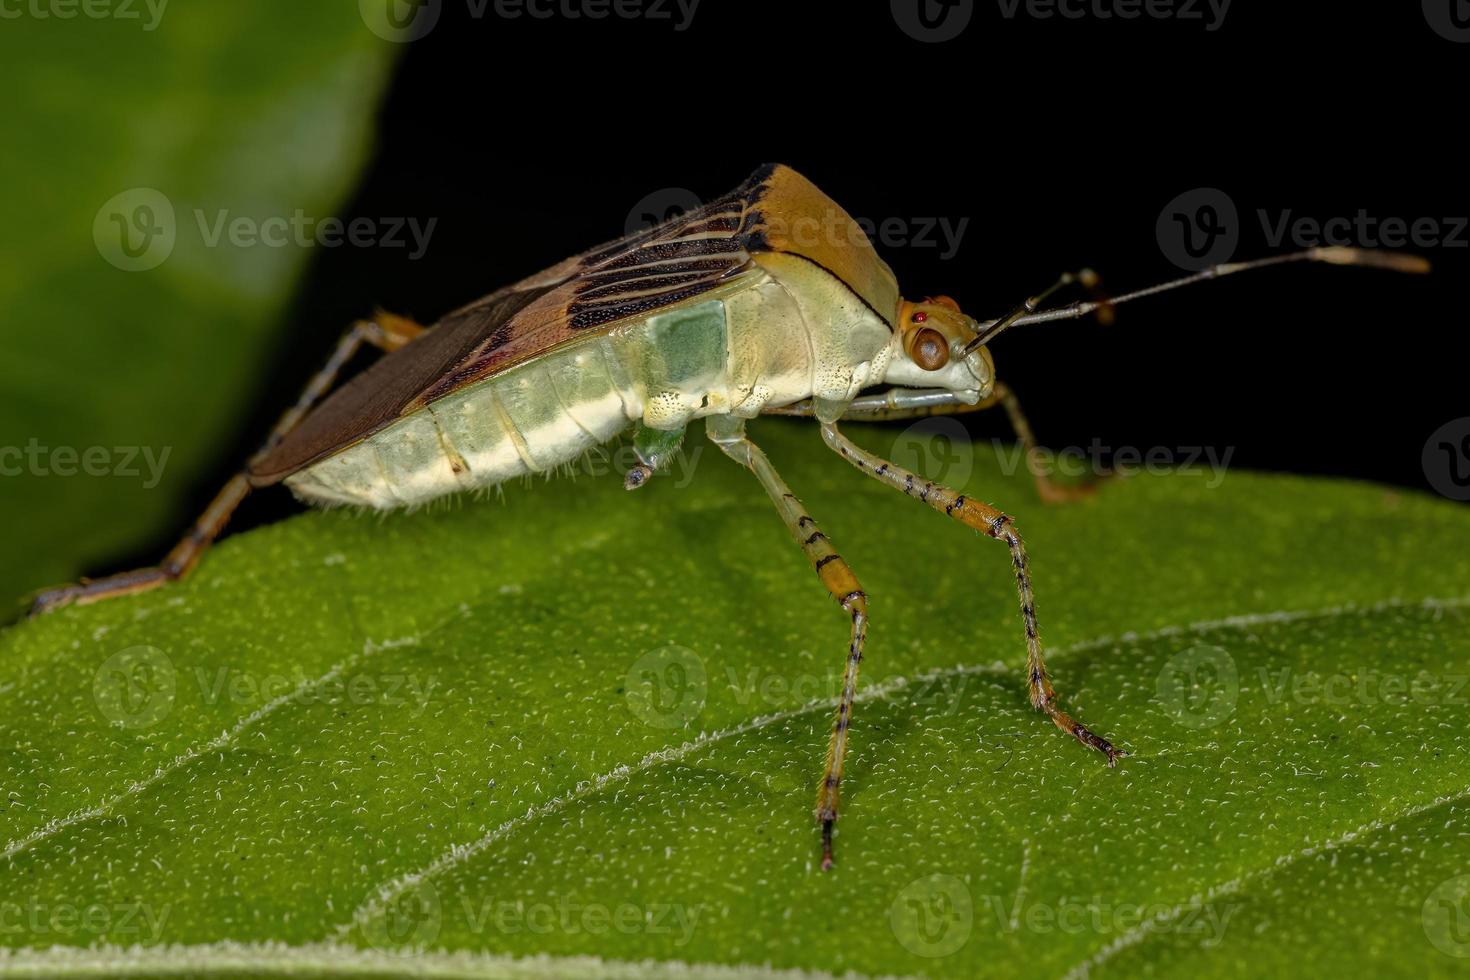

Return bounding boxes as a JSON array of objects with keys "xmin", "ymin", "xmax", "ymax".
[
  {"xmin": 2, "ymin": 426, "xmax": 1468, "ymax": 977},
  {"xmin": 0, "ymin": 4, "xmax": 397, "ymax": 614}
]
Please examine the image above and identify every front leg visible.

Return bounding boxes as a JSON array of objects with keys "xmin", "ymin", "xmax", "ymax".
[
  {"xmin": 820, "ymin": 421, "xmax": 1125, "ymax": 766},
  {"xmin": 765, "ymin": 384, "xmax": 1104, "ymax": 503}
]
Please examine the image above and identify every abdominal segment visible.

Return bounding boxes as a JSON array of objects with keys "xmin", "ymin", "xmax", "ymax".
[
  {"xmin": 284, "ymin": 298, "xmax": 732, "ymax": 509},
  {"xmin": 284, "ymin": 261, "xmax": 890, "ymax": 509}
]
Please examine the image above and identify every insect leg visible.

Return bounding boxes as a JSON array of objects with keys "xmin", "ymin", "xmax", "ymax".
[
  {"xmin": 983, "ymin": 382, "xmax": 1106, "ymax": 504},
  {"xmin": 706, "ymin": 416, "xmax": 867, "ymax": 871},
  {"xmin": 764, "ymin": 388, "xmax": 979, "ymax": 421},
  {"xmin": 623, "ymin": 422, "xmax": 687, "ymax": 490},
  {"xmin": 819, "ymin": 420, "xmax": 1125, "ymax": 767},
  {"xmin": 768, "ymin": 385, "xmax": 1101, "ymax": 503},
  {"xmin": 28, "ymin": 316, "xmax": 424, "ymax": 616}
]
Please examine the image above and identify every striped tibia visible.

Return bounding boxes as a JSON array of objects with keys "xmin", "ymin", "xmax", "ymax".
[
  {"xmin": 819, "ymin": 422, "xmax": 1125, "ymax": 767},
  {"xmin": 706, "ymin": 416, "xmax": 868, "ymax": 871}
]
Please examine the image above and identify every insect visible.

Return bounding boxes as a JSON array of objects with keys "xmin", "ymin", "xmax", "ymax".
[{"xmin": 31, "ymin": 164, "xmax": 1427, "ymax": 869}]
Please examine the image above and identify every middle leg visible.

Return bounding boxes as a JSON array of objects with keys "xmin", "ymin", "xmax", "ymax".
[{"xmin": 707, "ymin": 415, "xmax": 867, "ymax": 871}]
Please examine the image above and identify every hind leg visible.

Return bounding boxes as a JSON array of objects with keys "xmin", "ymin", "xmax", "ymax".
[{"xmin": 28, "ymin": 316, "xmax": 424, "ymax": 616}]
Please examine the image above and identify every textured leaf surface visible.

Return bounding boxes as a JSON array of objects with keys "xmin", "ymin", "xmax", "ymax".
[
  {"xmin": 0, "ymin": 5, "xmax": 396, "ymax": 613},
  {"xmin": 1, "ymin": 425, "xmax": 1468, "ymax": 978}
]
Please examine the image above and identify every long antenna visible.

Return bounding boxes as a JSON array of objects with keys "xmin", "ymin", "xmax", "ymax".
[{"xmin": 962, "ymin": 246, "xmax": 1430, "ymax": 356}]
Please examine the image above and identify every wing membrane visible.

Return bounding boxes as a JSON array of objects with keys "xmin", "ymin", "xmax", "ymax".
[{"xmin": 250, "ymin": 170, "xmax": 773, "ymax": 482}]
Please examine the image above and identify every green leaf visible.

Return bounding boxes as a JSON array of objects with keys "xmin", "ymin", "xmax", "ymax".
[
  {"xmin": 0, "ymin": 6, "xmax": 397, "ymax": 615},
  {"xmin": 2, "ymin": 425, "xmax": 1468, "ymax": 978}
]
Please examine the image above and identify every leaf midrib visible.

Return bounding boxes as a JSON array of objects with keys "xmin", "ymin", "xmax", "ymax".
[{"xmin": 0, "ymin": 940, "xmax": 904, "ymax": 980}]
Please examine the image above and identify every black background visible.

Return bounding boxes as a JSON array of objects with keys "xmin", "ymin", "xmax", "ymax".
[{"xmin": 225, "ymin": 0, "xmax": 1464, "ymax": 532}]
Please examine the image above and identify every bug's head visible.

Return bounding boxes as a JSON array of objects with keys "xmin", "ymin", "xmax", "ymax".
[{"xmin": 886, "ymin": 296, "xmax": 995, "ymax": 400}]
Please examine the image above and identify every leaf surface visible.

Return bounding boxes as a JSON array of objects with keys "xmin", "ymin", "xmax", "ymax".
[
  {"xmin": 1, "ymin": 426, "xmax": 1468, "ymax": 978},
  {"xmin": 0, "ymin": 5, "xmax": 396, "ymax": 613}
]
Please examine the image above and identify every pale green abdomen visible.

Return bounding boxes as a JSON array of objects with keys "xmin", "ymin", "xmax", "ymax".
[{"xmin": 285, "ymin": 260, "xmax": 893, "ymax": 509}]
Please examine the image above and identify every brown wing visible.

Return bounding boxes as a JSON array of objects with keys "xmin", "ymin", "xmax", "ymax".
[{"xmin": 249, "ymin": 164, "xmax": 899, "ymax": 484}]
